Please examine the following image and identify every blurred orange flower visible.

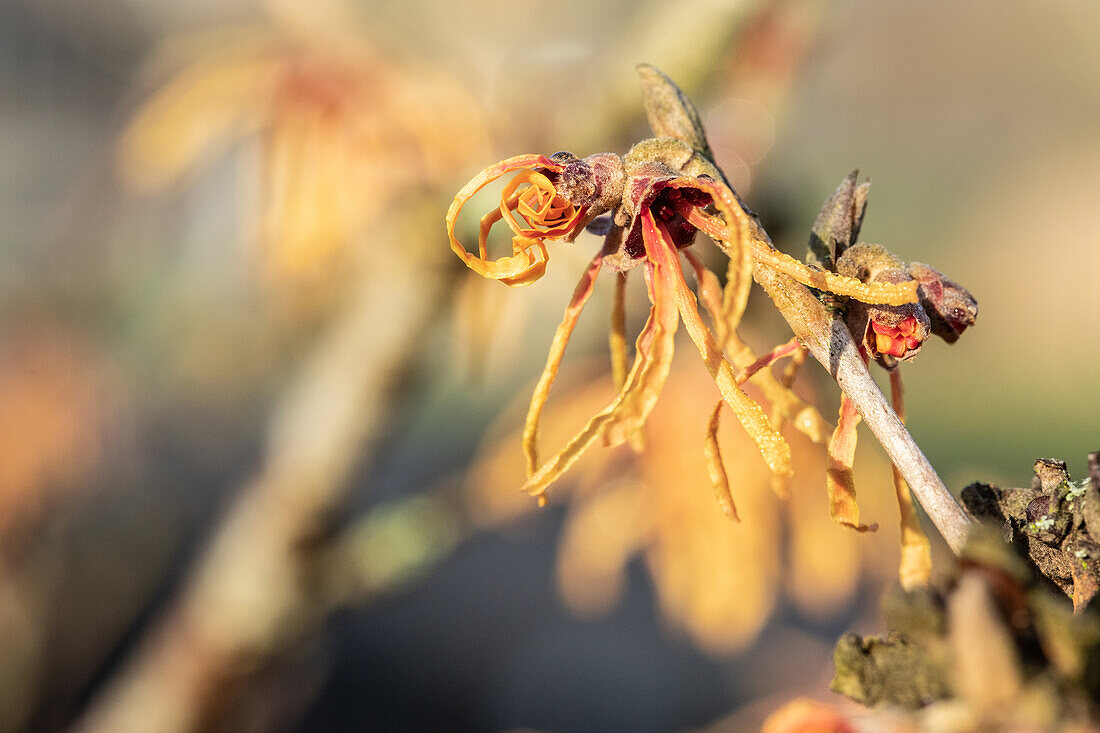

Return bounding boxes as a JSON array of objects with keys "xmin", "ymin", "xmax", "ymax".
[
  {"xmin": 760, "ymin": 698, "xmax": 857, "ymax": 733},
  {"xmin": 0, "ymin": 321, "xmax": 118, "ymax": 536},
  {"xmin": 119, "ymin": 0, "xmax": 489, "ymax": 294},
  {"xmin": 466, "ymin": 353, "xmax": 903, "ymax": 652}
]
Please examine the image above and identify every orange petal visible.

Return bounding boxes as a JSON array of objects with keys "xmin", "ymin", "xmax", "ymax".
[
  {"xmin": 826, "ymin": 393, "xmax": 877, "ymax": 532},
  {"xmin": 522, "ymin": 253, "xmax": 604, "ymax": 476},
  {"xmin": 500, "ymin": 169, "xmax": 585, "ymax": 240},
  {"xmin": 600, "ymin": 256, "xmax": 679, "ymax": 448},
  {"xmin": 681, "ymin": 249, "xmax": 725, "ymax": 336},
  {"xmin": 446, "ymin": 154, "xmax": 563, "ymax": 286},
  {"xmin": 644, "ymin": 210, "xmax": 792, "ymax": 477},
  {"xmin": 738, "ymin": 337, "xmax": 802, "ymax": 384},
  {"xmin": 683, "ymin": 249, "xmax": 828, "ymax": 447},
  {"xmin": 520, "ymin": 260, "xmax": 676, "ymax": 499},
  {"xmin": 703, "ymin": 400, "xmax": 740, "ymax": 520},
  {"xmin": 608, "ymin": 272, "xmax": 629, "ymax": 391}
]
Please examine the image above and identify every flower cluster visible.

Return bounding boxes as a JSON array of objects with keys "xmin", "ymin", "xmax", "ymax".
[
  {"xmin": 807, "ymin": 171, "xmax": 978, "ymax": 586},
  {"xmin": 446, "ymin": 66, "xmax": 918, "ymax": 520},
  {"xmin": 121, "ymin": 0, "xmax": 488, "ymax": 295}
]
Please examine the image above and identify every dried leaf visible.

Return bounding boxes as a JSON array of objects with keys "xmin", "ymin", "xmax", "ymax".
[
  {"xmin": 806, "ymin": 170, "xmax": 870, "ymax": 270},
  {"xmin": 636, "ymin": 63, "xmax": 713, "ymax": 157}
]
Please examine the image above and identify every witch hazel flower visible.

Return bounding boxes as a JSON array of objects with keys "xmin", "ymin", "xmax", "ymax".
[{"xmin": 445, "ymin": 65, "xmax": 918, "ymax": 521}]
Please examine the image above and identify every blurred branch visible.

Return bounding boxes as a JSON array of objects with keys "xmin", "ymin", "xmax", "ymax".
[
  {"xmin": 319, "ymin": 485, "xmax": 469, "ymax": 607},
  {"xmin": 75, "ymin": 198, "xmax": 447, "ymax": 733},
  {"xmin": 571, "ymin": 0, "xmax": 773, "ymax": 149}
]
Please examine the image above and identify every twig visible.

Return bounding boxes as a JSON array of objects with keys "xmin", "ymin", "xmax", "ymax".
[
  {"xmin": 74, "ymin": 202, "xmax": 446, "ymax": 733},
  {"xmin": 751, "ymin": 260, "xmax": 972, "ymax": 553},
  {"xmin": 637, "ymin": 62, "xmax": 973, "ymax": 554},
  {"xmin": 570, "ymin": 0, "xmax": 774, "ymax": 149}
]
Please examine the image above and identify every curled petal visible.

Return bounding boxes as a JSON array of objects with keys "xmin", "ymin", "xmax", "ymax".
[
  {"xmin": 500, "ymin": 169, "xmax": 586, "ymax": 240},
  {"xmin": 446, "ymin": 154, "xmax": 578, "ymax": 287},
  {"xmin": 522, "ymin": 253, "xmax": 604, "ymax": 476},
  {"xmin": 826, "ymin": 393, "xmax": 877, "ymax": 532},
  {"xmin": 477, "ymin": 191, "xmax": 520, "ymax": 260}
]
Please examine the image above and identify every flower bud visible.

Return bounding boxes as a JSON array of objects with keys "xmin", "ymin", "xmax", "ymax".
[{"xmin": 907, "ymin": 262, "xmax": 978, "ymax": 344}]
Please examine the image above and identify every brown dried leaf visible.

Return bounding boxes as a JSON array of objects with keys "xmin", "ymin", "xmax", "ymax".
[{"xmin": 636, "ymin": 63, "xmax": 713, "ymax": 157}]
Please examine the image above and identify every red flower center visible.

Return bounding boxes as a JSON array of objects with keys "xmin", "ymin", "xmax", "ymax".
[
  {"xmin": 625, "ymin": 185, "xmax": 714, "ymax": 259},
  {"xmin": 870, "ymin": 315, "xmax": 923, "ymax": 357}
]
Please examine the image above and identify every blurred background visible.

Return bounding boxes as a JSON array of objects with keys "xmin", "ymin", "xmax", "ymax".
[{"xmin": 1, "ymin": 0, "xmax": 1098, "ymax": 730}]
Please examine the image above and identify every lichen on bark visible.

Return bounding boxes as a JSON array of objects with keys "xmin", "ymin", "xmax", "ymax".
[{"xmin": 831, "ymin": 453, "xmax": 1100, "ymax": 730}]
